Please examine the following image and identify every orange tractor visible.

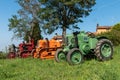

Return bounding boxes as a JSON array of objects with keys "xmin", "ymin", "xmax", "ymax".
[{"xmin": 32, "ymin": 36, "xmax": 62, "ymax": 59}]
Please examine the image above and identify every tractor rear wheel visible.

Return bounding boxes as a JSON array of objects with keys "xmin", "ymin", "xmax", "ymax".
[
  {"xmin": 55, "ymin": 49, "xmax": 66, "ymax": 62},
  {"xmin": 94, "ymin": 39, "xmax": 113, "ymax": 61},
  {"xmin": 67, "ymin": 48, "xmax": 83, "ymax": 65}
]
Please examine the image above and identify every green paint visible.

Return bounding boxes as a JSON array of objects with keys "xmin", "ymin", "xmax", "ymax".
[
  {"xmin": 89, "ymin": 38, "xmax": 98, "ymax": 49},
  {"xmin": 58, "ymin": 51, "xmax": 66, "ymax": 61},
  {"xmin": 101, "ymin": 44, "xmax": 112, "ymax": 57},
  {"xmin": 71, "ymin": 50, "xmax": 82, "ymax": 64}
]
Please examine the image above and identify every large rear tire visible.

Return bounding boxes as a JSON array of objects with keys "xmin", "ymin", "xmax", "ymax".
[
  {"xmin": 94, "ymin": 39, "xmax": 113, "ymax": 61},
  {"xmin": 67, "ymin": 48, "xmax": 83, "ymax": 65},
  {"xmin": 55, "ymin": 49, "xmax": 66, "ymax": 62}
]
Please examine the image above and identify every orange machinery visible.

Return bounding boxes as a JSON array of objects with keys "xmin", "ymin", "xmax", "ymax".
[{"xmin": 32, "ymin": 37, "xmax": 62, "ymax": 59}]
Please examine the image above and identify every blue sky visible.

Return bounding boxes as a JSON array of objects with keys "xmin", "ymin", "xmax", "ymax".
[
  {"xmin": 0, "ymin": 0, "xmax": 120, "ymax": 51},
  {"xmin": 0, "ymin": 0, "xmax": 21, "ymax": 51}
]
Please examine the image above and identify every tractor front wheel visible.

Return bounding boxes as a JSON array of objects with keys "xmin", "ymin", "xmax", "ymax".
[
  {"xmin": 67, "ymin": 48, "xmax": 83, "ymax": 65},
  {"xmin": 55, "ymin": 49, "xmax": 66, "ymax": 62},
  {"xmin": 7, "ymin": 52, "xmax": 16, "ymax": 59},
  {"xmin": 94, "ymin": 39, "xmax": 113, "ymax": 61}
]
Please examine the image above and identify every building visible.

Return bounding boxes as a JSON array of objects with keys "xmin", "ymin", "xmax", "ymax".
[{"xmin": 95, "ymin": 24, "xmax": 112, "ymax": 35}]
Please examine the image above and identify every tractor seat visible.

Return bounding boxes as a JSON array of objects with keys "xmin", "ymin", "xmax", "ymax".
[{"xmin": 86, "ymin": 32, "xmax": 95, "ymax": 38}]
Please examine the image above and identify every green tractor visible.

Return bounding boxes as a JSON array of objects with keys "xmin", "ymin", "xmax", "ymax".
[{"xmin": 55, "ymin": 31, "xmax": 113, "ymax": 65}]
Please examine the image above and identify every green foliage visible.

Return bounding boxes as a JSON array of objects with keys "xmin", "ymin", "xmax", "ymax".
[
  {"xmin": 8, "ymin": 15, "xmax": 30, "ymax": 39},
  {"xmin": 98, "ymin": 23, "xmax": 120, "ymax": 46},
  {"xmin": 31, "ymin": 20, "xmax": 42, "ymax": 45},
  {"xmin": 0, "ymin": 46, "xmax": 120, "ymax": 80},
  {"xmin": 0, "ymin": 53, "xmax": 7, "ymax": 59},
  {"xmin": 8, "ymin": 0, "xmax": 42, "ymax": 43},
  {"xmin": 39, "ymin": 0, "xmax": 96, "ymax": 42},
  {"xmin": 112, "ymin": 23, "xmax": 120, "ymax": 31}
]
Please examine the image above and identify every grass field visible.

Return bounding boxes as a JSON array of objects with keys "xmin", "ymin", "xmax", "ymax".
[{"xmin": 0, "ymin": 46, "xmax": 120, "ymax": 80}]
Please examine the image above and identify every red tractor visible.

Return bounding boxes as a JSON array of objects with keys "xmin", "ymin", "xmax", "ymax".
[
  {"xmin": 18, "ymin": 39, "xmax": 34, "ymax": 58},
  {"xmin": 7, "ymin": 39, "xmax": 34, "ymax": 58},
  {"xmin": 7, "ymin": 44, "xmax": 16, "ymax": 59}
]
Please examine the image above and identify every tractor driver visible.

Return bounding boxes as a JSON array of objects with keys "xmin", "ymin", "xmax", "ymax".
[
  {"xmin": 22, "ymin": 41, "xmax": 27, "ymax": 50},
  {"xmin": 8, "ymin": 44, "xmax": 16, "ymax": 53}
]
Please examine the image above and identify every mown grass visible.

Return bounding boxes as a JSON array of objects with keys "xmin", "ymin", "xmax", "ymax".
[{"xmin": 0, "ymin": 46, "xmax": 120, "ymax": 80}]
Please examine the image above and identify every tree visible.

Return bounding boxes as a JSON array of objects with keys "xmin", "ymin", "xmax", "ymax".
[
  {"xmin": 8, "ymin": 0, "xmax": 42, "ymax": 44},
  {"xmin": 9, "ymin": 15, "xmax": 30, "ymax": 40},
  {"xmin": 110, "ymin": 23, "xmax": 120, "ymax": 46},
  {"xmin": 111, "ymin": 23, "xmax": 120, "ymax": 31},
  {"xmin": 31, "ymin": 19, "xmax": 42, "ymax": 45},
  {"xmin": 98, "ymin": 23, "xmax": 120, "ymax": 46},
  {"xmin": 39, "ymin": 0, "xmax": 96, "ymax": 43}
]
